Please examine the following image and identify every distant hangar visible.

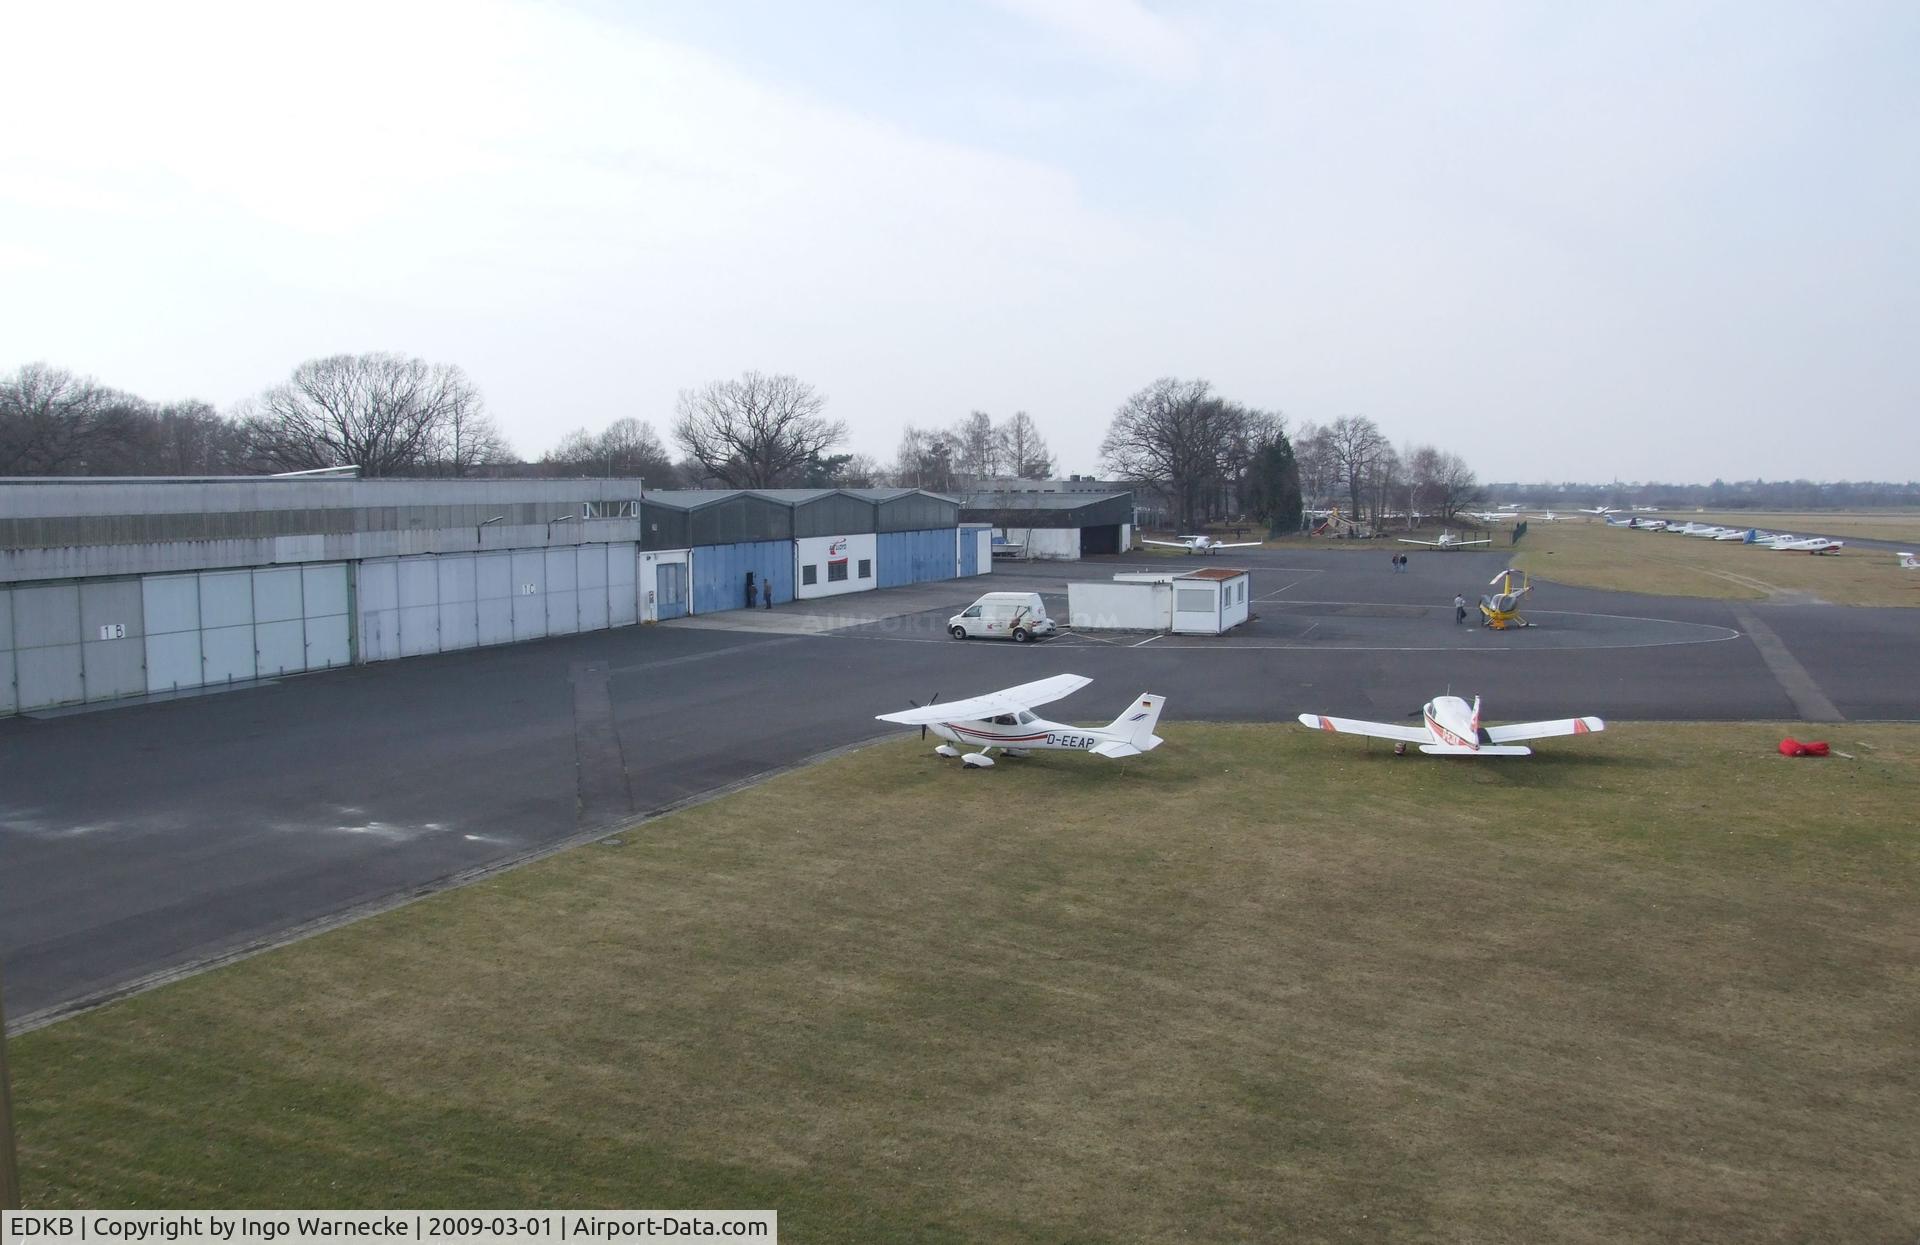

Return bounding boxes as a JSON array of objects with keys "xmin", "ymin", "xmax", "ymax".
[
  {"xmin": 0, "ymin": 479, "xmax": 990, "ymax": 717},
  {"xmin": 959, "ymin": 489, "xmax": 1135, "ymax": 559}
]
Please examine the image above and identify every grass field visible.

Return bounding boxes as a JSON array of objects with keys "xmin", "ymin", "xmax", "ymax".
[
  {"xmin": 1505, "ymin": 521, "xmax": 1920, "ymax": 606},
  {"xmin": 12, "ymin": 725, "xmax": 1920, "ymax": 1241}
]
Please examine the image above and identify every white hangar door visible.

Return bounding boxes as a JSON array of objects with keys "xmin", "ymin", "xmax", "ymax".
[
  {"xmin": 142, "ymin": 564, "xmax": 351, "ymax": 691},
  {"xmin": 608, "ymin": 544, "xmax": 637, "ymax": 627},
  {"xmin": 545, "ymin": 547, "xmax": 580, "ymax": 635},
  {"xmin": 0, "ymin": 588, "xmax": 14, "ymax": 715}
]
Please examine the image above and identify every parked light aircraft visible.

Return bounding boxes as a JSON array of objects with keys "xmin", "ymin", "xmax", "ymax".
[
  {"xmin": 1468, "ymin": 511, "xmax": 1515, "ymax": 523},
  {"xmin": 877, "ymin": 674, "xmax": 1165, "ymax": 769},
  {"xmin": 1769, "ymin": 536, "xmax": 1845, "ymax": 554},
  {"xmin": 1900, "ymin": 552, "xmax": 1918, "ymax": 570},
  {"xmin": 1143, "ymin": 534, "xmax": 1262, "ymax": 554},
  {"xmin": 1578, "ymin": 506, "xmax": 1617, "ymax": 516},
  {"xmin": 1528, "ymin": 511, "xmax": 1565, "ymax": 522},
  {"xmin": 1397, "ymin": 530, "xmax": 1490, "ymax": 549},
  {"xmin": 1298, "ymin": 695, "xmax": 1604, "ymax": 757}
]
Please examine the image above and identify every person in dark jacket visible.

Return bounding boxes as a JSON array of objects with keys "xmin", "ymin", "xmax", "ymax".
[{"xmin": 744, "ymin": 572, "xmax": 756, "ymax": 610}]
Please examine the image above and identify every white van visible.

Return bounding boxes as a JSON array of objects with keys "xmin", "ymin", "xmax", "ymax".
[{"xmin": 948, "ymin": 591, "xmax": 1056, "ymax": 642}]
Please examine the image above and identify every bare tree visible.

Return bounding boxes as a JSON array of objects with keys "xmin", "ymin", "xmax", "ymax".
[
  {"xmin": 996, "ymin": 410, "xmax": 1056, "ymax": 479},
  {"xmin": 893, "ymin": 425, "xmax": 958, "ymax": 493},
  {"xmin": 0, "ymin": 363, "xmax": 122, "ymax": 474},
  {"xmin": 1098, "ymin": 378, "xmax": 1255, "ymax": 532},
  {"xmin": 240, "ymin": 353, "xmax": 486, "ymax": 478},
  {"xmin": 671, "ymin": 371, "xmax": 845, "ymax": 488},
  {"xmin": 952, "ymin": 410, "xmax": 1001, "ymax": 483},
  {"xmin": 432, "ymin": 403, "xmax": 514, "ymax": 477},
  {"xmin": 836, "ymin": 453, "xmax": 884, "ymax": 488},
  {"xmin": 539, "ymin": 418, "xmax": 673, "ymax": 481},
  {"xmin": 1323, "ymin": 415, "xmax": 1388, "ymax": 523}
]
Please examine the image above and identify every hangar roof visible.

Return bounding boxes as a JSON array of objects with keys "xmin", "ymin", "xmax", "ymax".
[{"xmin": 960, "ymin": 490, "xmax": 1134, "ymax": 528}]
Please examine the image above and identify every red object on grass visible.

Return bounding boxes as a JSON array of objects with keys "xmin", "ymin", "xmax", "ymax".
[{"xmin": 1778, "ymin": 738, "xmax": 1831, "ymax": 757}]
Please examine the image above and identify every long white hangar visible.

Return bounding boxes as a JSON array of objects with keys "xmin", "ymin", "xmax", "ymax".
[{"xmin": 0, "ymin": 478, "xmax": 986, "ymax": 717}]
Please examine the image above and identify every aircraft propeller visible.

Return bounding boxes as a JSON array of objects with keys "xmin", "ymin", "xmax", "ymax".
[{"xmin": 905, "ymin": 691, "xmax": 940, "ymax": 739}]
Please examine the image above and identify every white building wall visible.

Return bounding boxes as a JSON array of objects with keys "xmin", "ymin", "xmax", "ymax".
[
  {"xmin": 1219, "ymin": 574, "xmax": 1251, "ymax": 631},
  {"xmin": 1022, "ymin": 528, "xmax": 1081, "ymax": 560},
  {"xmin": 1171, "ymin": 581, "xmax": 1222, "ymax": 634},
  {"xmin": 794, "ymin": 533, "xmax": 878, "ymax": 599},
  {"xmin": 974, "ymin": 528, "xmax": 992, "ymax": 573},
  {"xmin": 1068, "ymin": 582, "xmax": 1170, "ymax": 631}
]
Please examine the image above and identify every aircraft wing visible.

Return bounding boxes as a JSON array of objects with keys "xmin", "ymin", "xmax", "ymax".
[
  {"xmin": 1141, "ymin": 539, "xmax": 1191, "ymax": 549},
  {"xmin": 1483, "ymin": 716, "xmax": 1605, "ymax": 744},
  {"xmin": 877, "ymin": 674, "xmax": 1093, "ymax": 725},
  {"xmin": 1396, "ymin": 538, "xmax": 1441, "ymax": 546},
  {"xmin": 1211, "ymin": 541, "xmax": 1262, "ymax": 549},
  {"xmin": 1297, "ymin": 713, "xmax": 1430, "ymax": 744},
  {"xmin": 1452, "ymin": 538, "xmax": 1492, "ymax": 547}
]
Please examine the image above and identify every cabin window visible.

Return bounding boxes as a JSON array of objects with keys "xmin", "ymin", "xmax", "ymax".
[
  {"xmin": 991, "ymin": 714, "xmax": 1018, "ymax": 726},
  {"xmin": 1016, "ymin": 711, "xmax": 1036, "ymax": 724}
]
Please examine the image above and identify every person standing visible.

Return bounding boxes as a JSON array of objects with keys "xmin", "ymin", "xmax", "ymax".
[
  {"xmin": 762, "ymin": 578, "xmax": 772, "ymax": 609},
  {"xmin": 744, "ymin": 572, "xmax": 756, "ymax": 611},
  {"xmin": 1454, "ymin": 593, "xmax": 1468, "ymax": 625}
]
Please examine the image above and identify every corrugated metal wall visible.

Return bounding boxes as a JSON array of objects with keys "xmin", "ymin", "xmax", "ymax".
[
  {"xmin": 958, "ymin": 530, "xmax": 979, "ymax": 577},
  {"xmin": 794, "ymin": 493, "xmax": 878, "ymax": 538},
  {"xmin": 357, "ymin": 545, "xmax": 636, "ymax": 663},
  {"xmin": 691, "ymin": 540, "xmax": 794, "ymax": 614},
  {"xmin": 877, "ymin": 528, "xmax": 958, "ymax": 588}
]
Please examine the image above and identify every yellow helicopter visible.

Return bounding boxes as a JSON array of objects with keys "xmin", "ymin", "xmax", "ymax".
[{"xmin": 1479, "ymin": 567, "xmax": 1533, "ymax": 630}]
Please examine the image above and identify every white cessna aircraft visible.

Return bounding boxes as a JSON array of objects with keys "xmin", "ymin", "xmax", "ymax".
[
  {"xmin": 1298, "ymin": 694, "xmax": 1605, "ymax": 757},
  {"xmin": 877, "ymin": 674, "xmax": 1165, "ymax": 768},
  {"xmin": 1143, "ymin": 534, "xmax": 1262, "ymax": 554},
  {"xmin": 1768, "ymin": 536, "xmax": 1845, "ymax": 554},
  {"xmin": 1397, "ymin": 530, "xmax": 1491, "ymax": 549}
]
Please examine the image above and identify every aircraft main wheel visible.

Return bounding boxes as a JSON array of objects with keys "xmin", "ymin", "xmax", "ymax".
[
  {"xmin": 1011, "ymin": 628, "xmax": 1030, "ymax": 643},
  {"xmin": 950, "ymin": 625, "xmax": 967, "ymax": 640}
]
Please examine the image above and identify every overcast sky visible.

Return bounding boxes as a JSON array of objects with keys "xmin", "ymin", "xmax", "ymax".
[{"xmin": 3, "ymin": 0, "xmax": 1914, "ymax": 482}]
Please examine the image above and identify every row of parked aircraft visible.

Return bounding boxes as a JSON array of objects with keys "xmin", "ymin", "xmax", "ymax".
[
  {"xmin": 878, "ymin": 675, "xmax": 1602, "ymax": 768},
  {"xmin": 1607, "ymin": 516, "xmax": 1848, "ymax": 553}
]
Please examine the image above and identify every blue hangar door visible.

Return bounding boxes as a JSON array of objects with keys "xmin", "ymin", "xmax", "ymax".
[
  {"xmin": 691, "ymin": 540, "xmax": 795, "ymax": 614},
  {"xmin": 878, "ymin": 528, "xmax": 957, "ymax": 588}
]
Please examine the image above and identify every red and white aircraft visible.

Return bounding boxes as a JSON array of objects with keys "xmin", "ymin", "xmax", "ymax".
[
  {"xmin": 1143, "ymin": 534, "xmax": 1262, "ymax": 554},
  {"xmin": 1298, "ymin": 694, "xmax": 1605, "ymax": 757},
  {"xmin": 1767, "ymin": 536, "xmax": 1845, "ymax": 554},
  {"xmin": 1397, "ymin": 530, "xmax": 1490, "ymax": 550},
  {"xmin": 878, "ymin": 674, "xmax": 1165, "ymax": 768}
]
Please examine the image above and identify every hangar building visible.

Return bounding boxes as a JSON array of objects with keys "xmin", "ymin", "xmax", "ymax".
[
  {"xmin": 0, "ymin": 478, "xmax": 983, "ymax": 717},
  {"xmin": 959, "ymin": 490, "xmax": 1135, "ymax": 560}
]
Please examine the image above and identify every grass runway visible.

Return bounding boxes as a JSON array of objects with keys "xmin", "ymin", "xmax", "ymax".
[{"xmin": 11, "ymin": 724, "xmax": 1920, "ymax": 1242}]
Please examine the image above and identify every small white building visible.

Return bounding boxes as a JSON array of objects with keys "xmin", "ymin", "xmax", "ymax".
[{"xmin": 1067, "ymin": 567, "xmax": 1251, "ymax": 635}]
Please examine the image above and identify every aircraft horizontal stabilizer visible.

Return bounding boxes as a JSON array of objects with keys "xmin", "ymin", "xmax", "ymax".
[
  {"xmin": 1419, "ymin": 744, "xmax": 1533, "ymax": 756},
  {"xmin": 1089, "ymin": 741, "xmax": 1143, "ymax": 758}
]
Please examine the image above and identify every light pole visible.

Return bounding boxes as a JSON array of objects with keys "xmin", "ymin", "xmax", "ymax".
[
  {"xmin": 476, "ymin": 514, "xmax": 505, "ymax": 545},
  {"xmin": 546, "ymin": 513, "xmax": 576, "ymax": 540}
]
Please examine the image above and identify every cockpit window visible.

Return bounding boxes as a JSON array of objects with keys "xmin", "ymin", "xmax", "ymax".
[
  {"xmin": 1015, "ymin": 711, "xmax": 1036, "ymax": 724},
  {"xmin": 991, "ymin": 713, "xmax": 1018, "ymax": 726}
]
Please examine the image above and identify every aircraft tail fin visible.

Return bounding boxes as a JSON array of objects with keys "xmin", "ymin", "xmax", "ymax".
[
  {"xmin": 1104, "ymin": 694, "xmax": 1165, "ymax": 753},
  {"xmin": 1469, "ymin": 695, "xmax": 1482, "ymax": 738}
]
